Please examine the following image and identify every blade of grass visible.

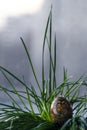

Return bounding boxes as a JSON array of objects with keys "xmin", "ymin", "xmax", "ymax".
[
  {"xmin": 53, "ymin": 34, "xmax": 56, "ymax": 90},
  {"xmin": 42, "ymin": 8, "xmax": 52, "ymax": 94},
  {"xmin": 25, "ymin": 87, "xmax": 34, "ymax": 114},
  {"xmin": 71, "ymin": 81, "xmax": 83, "ymax": 101},
  {"xmin": 0, "ymin": 86, "xmax": 22, "ymax": 110},
  {"xmin": 1, "ymin": 70, "xmax": 30, "ymax": 112},
  {"xmin": 30, "ymin": 84, "xmax": 43, "ymax": 114},
  {"xmin": 49, "ymin": 6, "xmax": 52, "ymax": 95},
  {"xmin": 0, "ymin": 66, "xmax": 33, "ymax": 94},
  {"xmin": 64, "ymin": 77, "xmax": 83, "ymax": 98},
  {"xmin": 20, "ymin": 37, "xmax": 41, "ymax": 93}
]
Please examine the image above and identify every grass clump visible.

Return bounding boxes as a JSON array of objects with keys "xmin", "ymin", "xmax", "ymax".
[{"xmin": 0, "ymin": 8, "xmax": 87, "ymax": 130}]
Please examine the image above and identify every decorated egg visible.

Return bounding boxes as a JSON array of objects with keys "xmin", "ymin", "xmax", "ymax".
[{"xmin": 50, "ymin": 97, "xmax": 72, "ymax": 124}]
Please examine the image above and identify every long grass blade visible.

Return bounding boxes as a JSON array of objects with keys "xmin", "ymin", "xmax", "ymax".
[
  {"xmin": 49, "ymin": 6, "xmax": 52, "ymax": 95},
  {"xmin": 25, "ymin": 87, "xmax": 34, "ymax": 114},
  {"xmin": 20, "ymin": 37, "xmax": 41, "ymax": 93},
  {"xmin": 42, "ymin": 7, "xmax": 52, "ymax": 95},
  {"xmin": 1, "ymin": 70, "xmax": 30, "ymax": 111},
  {"xmin": 53, "ymin": 34, "xmax": 56, "ymax": 89},
  {"xmin": 0, "ymin": 66, "xmax": 33, "ymax": 94}
]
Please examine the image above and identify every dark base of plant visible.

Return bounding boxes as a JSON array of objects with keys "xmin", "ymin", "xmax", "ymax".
[{"xmin": 0, "ymin": 113, "xmax": 87, "ymax": 130}]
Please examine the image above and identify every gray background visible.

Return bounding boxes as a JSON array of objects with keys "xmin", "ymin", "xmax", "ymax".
[{"xmin": 0, "ymin": 0, "xmax": 87, "ymax": 103}]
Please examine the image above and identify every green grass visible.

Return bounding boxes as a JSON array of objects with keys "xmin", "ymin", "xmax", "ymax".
[{"xmin": 0, "ymin": 8, "xmax": 87, "ymax": 130}]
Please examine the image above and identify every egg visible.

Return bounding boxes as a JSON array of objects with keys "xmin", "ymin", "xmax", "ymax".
[{"xmin": 50, "ymin": 97, "xmax": 72, "ymax": 124}]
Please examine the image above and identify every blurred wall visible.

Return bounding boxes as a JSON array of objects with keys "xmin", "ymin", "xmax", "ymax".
[{"xmin": 0, "ymin": 0, "xmax": 87, "ymax": 100}]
